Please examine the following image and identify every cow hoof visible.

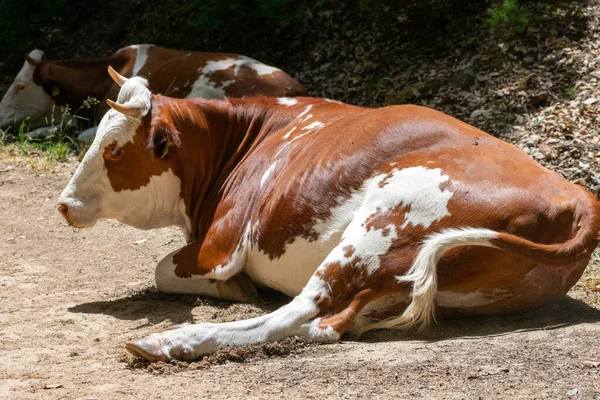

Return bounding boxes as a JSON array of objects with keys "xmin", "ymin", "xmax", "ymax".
[
  {"xmin": 217, "ymin": 274, "xmax": 258, "ymax": 302},
  {"xmin": 126, "ymin": 336, "xmax": 167, "ymax": 362}
]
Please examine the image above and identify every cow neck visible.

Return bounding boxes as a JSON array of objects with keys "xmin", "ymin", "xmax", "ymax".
[{"xmin": 173, "ymin": 98, "xmax": 284, "ymax": 240}]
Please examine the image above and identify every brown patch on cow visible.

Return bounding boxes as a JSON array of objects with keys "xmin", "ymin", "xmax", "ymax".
[
  {"xmin": 172, "ymin": 240, "xmax": 204, "ymax": 278},
  {"xmin": 104, "ymin": 118, "xmax": 172, "ymax": 192},
  {"xmin": 343, "ymin": 245, "xmax": 355, "ymax": 258}
]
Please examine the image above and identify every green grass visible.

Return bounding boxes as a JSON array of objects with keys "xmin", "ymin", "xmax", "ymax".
[
  {"xmin": 0, "ymin": 97, "xmax": 99, "ymax": 163},
  {"xmin": 486, "ymin": 0, "xmax": 530, "ymax": 35}
]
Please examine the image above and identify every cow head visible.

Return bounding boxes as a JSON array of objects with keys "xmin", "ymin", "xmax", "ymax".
[
  {"xmin": 57, "ymin": 67, "xmax": 188, "ymax": 231},
  {"xmin": 0, "ymin": 50, "xmax": 56, "ymax": 129}
]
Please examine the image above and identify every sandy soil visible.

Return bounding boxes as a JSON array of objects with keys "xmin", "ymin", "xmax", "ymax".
[{"xmin": 2, "ymin": 150, "xmax": 600, "ymax": 399}]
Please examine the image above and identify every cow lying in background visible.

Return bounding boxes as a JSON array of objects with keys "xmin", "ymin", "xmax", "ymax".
[
  {"xmin": 58, "ymin": 68, "xmax": 600, "ymax": 362},
  {"xmin": 0, "ymin": 45, "xmax": 306, "ymax": 140}
]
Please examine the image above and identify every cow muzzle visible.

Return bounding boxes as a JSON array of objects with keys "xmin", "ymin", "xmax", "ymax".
[{"xmin": 56, "ymin": 197, "xmax": 98, "ymax": 228}]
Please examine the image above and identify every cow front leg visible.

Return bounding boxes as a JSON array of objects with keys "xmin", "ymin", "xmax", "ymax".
[
  {"xmin": 127, "ymin": 250, "xmax": 392, "ymax": 361},
  {"xmin": 155, "ymin": 239, "xmax": 257, "ymax": 302}
]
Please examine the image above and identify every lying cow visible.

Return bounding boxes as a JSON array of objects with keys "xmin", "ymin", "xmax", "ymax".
[
  {"xmin": 0, "ymin": 45, "xmax": 306, "ymax": 140},
  {"xmin": 58, "ymin": 68, "xmax": 600, "ymax": 362}
]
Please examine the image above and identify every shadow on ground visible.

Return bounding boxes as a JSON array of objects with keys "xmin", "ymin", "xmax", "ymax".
[
  {"xmin": 359, "ymin": 296, "xmax": 600, "ymax": 343},
  {"xmin": 68, "ymin": 286, "xmax": 289, "ymax": 325},
  {"xmin": 70, "ymin": 286, "xmax": 600, "ymax": 342}
]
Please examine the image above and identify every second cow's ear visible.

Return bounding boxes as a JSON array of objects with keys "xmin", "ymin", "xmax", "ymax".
[
  {"xmin": 149, "ymin": 122, "xmax": 181, "ymax": 160},
  {"xmin": 42, "ymin": 78, "xmax": 66, "ymax": 101}
]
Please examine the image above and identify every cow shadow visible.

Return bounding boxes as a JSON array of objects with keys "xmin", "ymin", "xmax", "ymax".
[
  {"xmin": 357, "ymin": 296, "xmax": 600, "ymax": 343},
  {"xmin": 68, "ymin": 286, "xmax": 288, "ymax": 325},
  {"xmin": 70, "ymin": 286, "xmax": 600, "ymax": 341}
]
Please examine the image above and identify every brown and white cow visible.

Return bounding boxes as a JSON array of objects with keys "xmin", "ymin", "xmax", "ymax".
[
  {"xmin": 0, "ymin": 45, "xmax": 306, "ymax": 139},
  {"xmin": 58, "ymin": 68, "xmax": 600, "ymax": 362}
]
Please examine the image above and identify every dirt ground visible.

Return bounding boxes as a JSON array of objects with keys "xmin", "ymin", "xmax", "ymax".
[{"xmin": 3, "ymin": 150, "xmax": 600, "ymax": 400}]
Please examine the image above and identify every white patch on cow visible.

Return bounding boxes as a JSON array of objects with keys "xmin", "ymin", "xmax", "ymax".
[
  {"xmin": 435, "ymin": 291, "xmax": 496, "ymax": 308},
  {"xmin": 202, "ymin": 56, "xmax": 280, "ymax": 77},
  {"xmin": 0, "ymin": 50, "xmax": 55, "ymax": 128},
  {"xmin": 277, "ymin": 97, "xmax": 298, "ymax": 106},
  {"xmin": 245, "ymin": 220, "xmax": 342, "ymax": 297},
  {"xmin": 260, "ymin": 161, "xmax": 278, "ymax": 188},
  {"xmin": 186, "ymin": 76, "xmax": 234, "ymax": 99},
  {"xmin": 282, "ymin": 126, "xmax": 297, "ymax": 140},
  {"xmin": 324, "ymin": 98, "xmax": 343, "ymax": 104},
  {"xmin": 112, "ymin": 169, "xmax": 189, "ymax": 230},
  {"xmin": 130, "ymin": 44, "xmax": 153, "ymax": 76},
  {"xmin": 297, "ymin": 105, "xmax": 312, "ymax": 120},
  {"xmin": 319, "ymin": 166, "xmax": 453, "ymax": 276},
  {"xmin": 245, "ymin": 167, "xmax": 453, "ymax": 295},
  {"xmin": 302, "ymin": 121, "xmax": 324, "ymax": 131},
  {"xmin": 275, "ymin": 120, "xmax": 325, "ymax": 157},
  {"xmin": 382, "ymin": 167, "xmax": 453, "ymax": 229}
]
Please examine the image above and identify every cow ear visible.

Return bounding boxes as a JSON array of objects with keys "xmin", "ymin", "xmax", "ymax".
[
  {"xmin": 150, "ymin": 122, "xmax": 181, "ymax": 160},
  {"xmin": 42, "ymin": 78, "xmax": 66, "ymax": 100}
]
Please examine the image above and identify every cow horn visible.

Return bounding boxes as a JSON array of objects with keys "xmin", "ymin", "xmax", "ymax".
[
  {"xmin": 107, "ymin": 65, "xmax": 127, "ymax": 87},
  {"xmin": 106, "ymin": 98, "xmax": 144, "ymax": 117},
  {"xmin": 25, "ymin": 53, "xmax": 41, "ymax": 66}
]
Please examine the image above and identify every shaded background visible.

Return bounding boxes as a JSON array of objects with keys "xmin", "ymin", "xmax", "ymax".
[{"xmin": 1, "ymin": 0, "xmax": 598, "ymax": 182}]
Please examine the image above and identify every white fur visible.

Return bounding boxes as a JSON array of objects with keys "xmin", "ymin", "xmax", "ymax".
[
  {"xmin": 186, "ymin": 75, "xmax": 234, "ymax": 99},
  {"xmin": 130, "ymin": 44, "xmax": 153, "ymax": 75},
  {"xmin": 245, "ymin": 221, "xmax": 343, "ymax": 297},
  {"xmin": 0, "ymin": 50, "xmax": 55, "ymax": 128},
  {"xmin": 302, "ymin": 121, "xmax": 324, "ymax": 130},
  {"xmin": 297, "ymin": 105, "xmax": 312, "ymax": 120},
  {"xmin": 282, "ymin": 126, "xmax": 297, "ymax": 140},
  {"xmin": 277, "ymin": 97, "xmax": 299, "ymax": 106},
  {"xmin": 260, "ymin": 161, "xmax": 278, "ymax": 188},
  {"xmin": 201, "ymin": 56, "xmax": 280, "ymax": 77}
]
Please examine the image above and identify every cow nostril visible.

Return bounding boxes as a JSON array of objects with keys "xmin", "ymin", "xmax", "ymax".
[{"xmin": 57, "ymin": 203, "xmax": 69, "ymax": 217}]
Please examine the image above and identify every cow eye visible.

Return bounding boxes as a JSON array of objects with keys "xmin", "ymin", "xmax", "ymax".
[
  {"xmin": 104, "ymin": 145, "xmax": 124, "ymax": 163},
  {"xmin": 15, "ymin": 83, "xmax": 25, "ymax": 93}
]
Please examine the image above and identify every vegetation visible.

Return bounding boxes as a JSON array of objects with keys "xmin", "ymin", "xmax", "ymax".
[
  {"xmin": 486, "ymin": 0, "xmax": 530, "ymax": 34},
  {"xmin": 0, "ymin": 0, "xmax": 590, "ymax": 159},
  {"xmin": 0, "ymin": 97, "xmax": 98, "ymax": 161}
]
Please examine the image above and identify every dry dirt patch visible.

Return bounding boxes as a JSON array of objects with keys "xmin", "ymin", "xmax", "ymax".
[{"xmin": 2, "ymin": 150, "xmax": 600, "ymax": 399}]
